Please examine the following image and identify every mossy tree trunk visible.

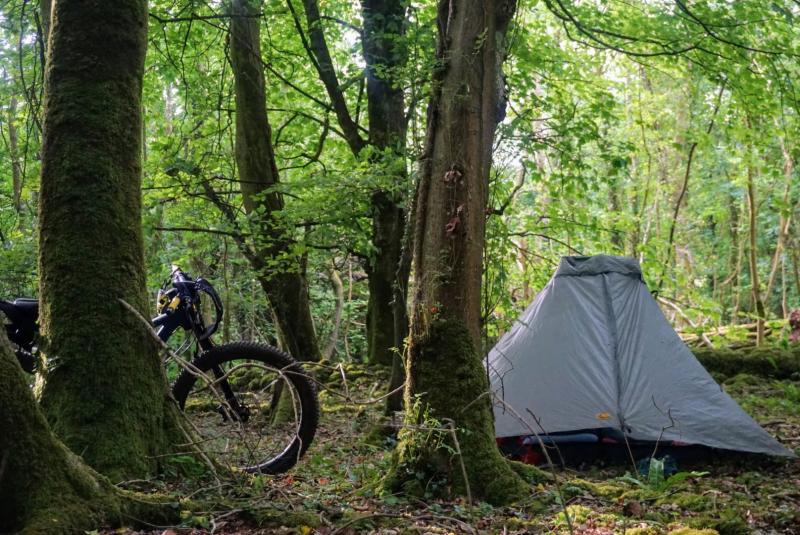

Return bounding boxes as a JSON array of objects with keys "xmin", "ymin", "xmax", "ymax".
[
  {"xmin": 0, "ymin": 335, "xmax": 177, "ymax": 533},
  {"xmin": 386, "ymin": 0, "xmax": 528, "ymax": 505},
  {"xmin": 229, "ymin": 0, "xmax": 320, "ymax": 362},
  {"xmin": 0, "ymin": 334, "xmax": 122, "ymax": 533},
  {"xmin": 37, "ymin": 0, "xmax": 184, "ymax": 481}
]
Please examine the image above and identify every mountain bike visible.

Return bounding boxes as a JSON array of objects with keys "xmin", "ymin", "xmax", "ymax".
[{"xmin": 0, "ymin": 266, "xmax": 318, "ymax": 475}]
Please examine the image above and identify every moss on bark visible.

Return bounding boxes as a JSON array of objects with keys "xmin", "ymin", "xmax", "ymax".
[
  {"xmin": 0, "ymin": 336, "xmax": 177, "ymax": 533},
  {"xmin": 693, "ymin": 345, "xmax": 800, "ymax": 379},
  {"xmin": 384, "ymin": 0, "xmax": 523, "ymax": 506},
  {"xmin": 385, "ymin": 318, "xmax": 529, "ymax": 504},
  {"xmin": 37, "ymin": 0, "xmax": 184, "ymax": 480}
]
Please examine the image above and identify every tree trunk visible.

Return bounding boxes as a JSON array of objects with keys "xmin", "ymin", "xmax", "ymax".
[
  {"xmin": 764, "ymin": 141, "xmax": 795, "ymax": 305},
  {"xmin": 7, "ymin": 96, "xmax": 22, "ymax": 213},
  {"xmin": 38, "ymin": 0, "xmax": 183, "ymax": 480},
  {"xmin": 41, "ymin": 0, "xmax": 52, "ymax": 45},
  {"xmin": 0, "ymin": 333, "xmax": 120, "ymax": 532},
  {"xmin": 229, "ymin": 0, "xmax": 320, "ymax": 362},
  {"xmin": 323, "ymin": 262, "xmax": 345, "ymax": 359},
  {"xmin": 366, "ymin": 192, "xmax": 406, "ymax": 366},
  {"xmin": 362, "ymin": 0, "xmax": 410, "ymax": 367},
  {"xmin": 725, "ymin": 189, "xmax": 742, "ymax": 324},
  {"xmin": 745, "ymin": 127, "xmax": 765, "ymax": 345},
  {"xmin": 386, "ymin": 0, "xmax": 529, "ymax": 504},
  {"xmin": 657, "ymin": 82, "xmax": 725, "ymax": 291},
  {"xmin": 0, "ymin": 335, "xmax": 176, "ymax": 533},
  {"xmin": 292, "ymin": 0, "xmax": 409, "ymax": 365}
]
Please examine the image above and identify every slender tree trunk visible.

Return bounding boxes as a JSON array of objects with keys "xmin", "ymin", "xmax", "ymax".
[
  {"xmin": 764, "ymin": 142, "xmax": 795, "ymax": 304},
  {"xmin": 229, "ymin": 0, "xmax": 320, "ymax": 361},
  {"xmin": 7, "ymin": 96, "xmax": 22, "ymax": 213},
  {"xmin": 41, "ymin": 0, "xmax": 52, "ymax": 46},
  {"xmin": 292, "ymin": 0, "xmax": 409, "ymax": 365},
  {"xmin": 386, "ymin": 0, "xmax": 530, "ymax": 504},
  {"xmin": 782, "ymin": 256, "xmax": 788, "ymax": 319},
  {"xmin": 323, "ymin": 262, "xmax": 345, "ymax": 359},
  {"xmin": 725, "ymin": 190, "xmax": 742, "ymax": 324},
  {"xmin": 658, "ymin": 82, "xmax": 725, "ymax": 290},
  {"xmin": 38, "ymin": 0, "xmax": 183, "ymax": 480},
  {"xmin": 745, "ymin": 126, "xmax": 765, "ymax": 345}
]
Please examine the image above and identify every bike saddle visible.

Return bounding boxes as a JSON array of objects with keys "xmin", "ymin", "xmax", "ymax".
[
  {"xmin": 0, "ymin": 299, "xmax": 39, "ymax": 323},
  {"xmin": 0, "ymin": 299, "xmax": 38, "ymax": 351},
  {"xmin": 12, "ymin": 298, "xmax": 39, "ymax": 316}
]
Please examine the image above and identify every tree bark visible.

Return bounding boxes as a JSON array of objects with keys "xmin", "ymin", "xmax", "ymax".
[
  {"xmin": 323, "ymin": 262, "xmax": 344, "ymax": 359},
  {"xmin": 7, "ymin": 96, "xmax": 22, "ymax": 213},
  {"xmin": 0, "ymin": 335, "xmax": 176, "ymax": 533},
  {"xmin": 41, "ymin": 0, "xmax": 52, "ymax": 45},
  {"xmin": 37, "ymin": 0, "xmax": 184, "ymax": 480},
  {"xmin": 229, "ymin": 0, "xmax": 320, "ymax": 362},
  {"xmin": 0, "ymin": 333, "xmax": 121, "ymax": 532},
  {"xmin": 291, "ymin": 0, "xmax": 409, "ymax": 366},
  {"xmin": 745, "ymin": 120, "xmax": 765, "ymax": 345},
  {"xmin": 361, "ymin": 0, "xmax": 410, "ymax": 367},
  {"xmin": 386, "ymin": 0, "xmax": 529, "ymax": 504}
]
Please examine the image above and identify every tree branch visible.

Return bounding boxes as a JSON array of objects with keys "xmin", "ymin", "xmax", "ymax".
[{"xmin": 285, "ymin": 0, "xmax": 365, "ymax": 154}]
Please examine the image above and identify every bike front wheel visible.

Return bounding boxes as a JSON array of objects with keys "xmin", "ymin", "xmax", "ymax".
[{"xmin": 171, "ymin": 342, "xmax": 319, "ymax": 474}]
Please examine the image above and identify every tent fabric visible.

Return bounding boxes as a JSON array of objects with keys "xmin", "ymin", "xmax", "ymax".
[{"xmin": 487, "ymin": 255, "xmax": 795, "ymax": 457}]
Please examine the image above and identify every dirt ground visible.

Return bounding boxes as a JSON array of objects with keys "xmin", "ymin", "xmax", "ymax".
[{"xmin": 108, "ymin": 364, "xmax": 799, "ymax": 535}]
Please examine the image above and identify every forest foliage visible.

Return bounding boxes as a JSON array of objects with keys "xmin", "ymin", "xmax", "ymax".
[
  {"xmin": 1, "ymin": 0, "xmax": 800, "ymax": 533},
  {"xmin": 0, "ymin": 1, "xmax": 798, "ymax": 353}
]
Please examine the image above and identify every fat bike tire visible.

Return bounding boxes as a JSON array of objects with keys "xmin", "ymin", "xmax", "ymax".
[{"xmin": 171, "ymin": 342, "xmax": 319, "ymax": 474}]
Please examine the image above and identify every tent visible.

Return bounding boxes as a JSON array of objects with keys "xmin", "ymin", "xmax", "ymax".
[{"xmin": 487, "ymin": 255, "xmax": 794, "ymax": 458}]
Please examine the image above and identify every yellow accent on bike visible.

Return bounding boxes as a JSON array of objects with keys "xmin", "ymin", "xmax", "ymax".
[{"xmin": 167, "ymin": 295, "xmax": 181, "ymax": 311}]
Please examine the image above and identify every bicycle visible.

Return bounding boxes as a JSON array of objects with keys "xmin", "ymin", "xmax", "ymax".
[{"xmin": 0, "ymin": 265, "xmax": 318, "ymax": 475}]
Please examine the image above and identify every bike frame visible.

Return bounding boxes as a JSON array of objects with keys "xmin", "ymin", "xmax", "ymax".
[
  {"xmin": 152, "ymin": 307, "xmax": 213, "ymax": 350},
  {"xmin": 151, "ymin": 275, "xmax": 244, "ymax": 414},
  {"xmin": 4, "ymin": 268, "xmax": 244, "ymax": 413}
]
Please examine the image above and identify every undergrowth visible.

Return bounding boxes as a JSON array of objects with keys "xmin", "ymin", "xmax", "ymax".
[{"xmin": 91, "ymin": 359, "xmax": 798, "ymax": 534}]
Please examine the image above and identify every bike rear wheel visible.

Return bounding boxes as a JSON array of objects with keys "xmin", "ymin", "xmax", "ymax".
[{"xmin": 171, "ymin": 342, "xmax": 318, "ymax": 474}]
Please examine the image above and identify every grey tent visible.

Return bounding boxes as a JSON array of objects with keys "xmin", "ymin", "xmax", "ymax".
[{"xmin": 487, "ymin": 255, "xmax": 794, "ymax": 457}]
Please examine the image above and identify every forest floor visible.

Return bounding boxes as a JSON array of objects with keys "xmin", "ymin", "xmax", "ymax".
[{"xmin": 109, "ymin": 363, "xmax": 800, "ymax": 535}]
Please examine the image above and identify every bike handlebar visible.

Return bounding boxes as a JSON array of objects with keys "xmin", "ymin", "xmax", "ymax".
[{"xmin": 166, "ymin": 264, "xmax": 223, "ymax": 341}]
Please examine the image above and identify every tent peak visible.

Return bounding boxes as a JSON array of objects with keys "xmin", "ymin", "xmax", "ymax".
[{"xmin": 555, "ymin": 255, "xmax": 643, "ymax": 279}]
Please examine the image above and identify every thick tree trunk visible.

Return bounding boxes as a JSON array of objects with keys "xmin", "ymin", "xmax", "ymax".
[
  {"xmin": 0, "ymin": 335, "xmax": 177, "ymax": 533},
  {"xmin": 0, "ymin": 335, "xmax": 122, "ymax": 532},
  {"xmin": 386, "ymin": 0, "xmax": 529, "ymax": 504},
  {"xmin": 362, "ymin": 0, "xmax": 410, "ymax": 367},
  {"xmin": 37, "ymin": 0, "xmax": 183, "ymax": 480},
  {"xmin": 230, "ymin": 0, "xmax": 320, "ymax": 362}
]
